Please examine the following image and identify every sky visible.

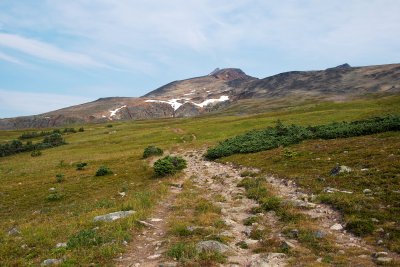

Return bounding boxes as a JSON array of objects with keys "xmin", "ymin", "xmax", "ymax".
[{"xmin": 0, "ymin": 0, "xmax": 399, "ymax": 118}]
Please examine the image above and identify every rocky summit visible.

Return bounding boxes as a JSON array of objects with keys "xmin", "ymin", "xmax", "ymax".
[{"xmin": 1, "ymin": 63, "xmax": 399, "ymax": 130}]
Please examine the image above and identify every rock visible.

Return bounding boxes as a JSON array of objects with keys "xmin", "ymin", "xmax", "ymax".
[
  {"xmin": 55, "ymin": 242, "xmax": 67, "ymax": 248},
  {"xmin": 288, "ymin": 229, "xmax": 299, "ymax": 238},
  {"xmin": 330, "ymin": 223, "xmax": 343, "ymax": 231},
  {"xmin": 147, "ymin": 254, "xmax": 161, "ymax": 259},
  {"xmin": 314, "ymin": 230, "xmax": 326, "ymax": 238},
  {"xmin": 330, "ymin": 165, "xmax": 352, "ymax": 176},
  {"xmin": 150, "ymin": 218, "xmax": 163, "ymax": 222},
  {"xmin": 158, "ymin": 263, "xmax": 177, "ymax": 267},
  {"xmin": 8, "ymin": 227, "xmax": 20, "ymax": 236},
  {"xmin": 41, "ymin": 259, "xmax": 62, "ymax": 266},
  {"xmin": 196, "ymin": 240, "xmax": 229, "ymax": 253},
  {"xmin": 323, "ymin": 187, "xmax": 353, "ymax": 194},
  {"xmin": 377, "ymin": 240, "xmax": 384, "ymax": 245},
  {"xmin": 373, "ymin": 252, "xmax": 388, "ymax": 258},
  {"xmin": 376, "ymin": 257, "xmax": 393, "ymax": 263},
  {"xmin": 93, "ymin": 210, "xmax": 135, "ymax": 222},
  {"xmin": 363, "ymin": 189, "xmax": 372, "ymax": 194},
  {"xmin": 361, "ymin": 168, "xmax": 369, "ymax": 171},
  {"xmin": 249, "ymin": 253, "xmax": 287, "ymax": 267}
]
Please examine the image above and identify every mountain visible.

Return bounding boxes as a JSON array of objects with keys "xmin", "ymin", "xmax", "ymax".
[{"xmin": 1, "ymin": 63, "xmax": 399, "ymax": 130}]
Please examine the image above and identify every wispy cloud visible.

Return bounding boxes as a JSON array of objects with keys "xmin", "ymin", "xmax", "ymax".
[
  {"xmin": 0, "ymin": 33, "xmax": 105, "ymax": 68},
  {"xmin": 0, "ymin": 89, "xmax": 92, "ymax": 118},
  {"xmin": 0, "ymin": 51, "xmax": 24, "ymax": 65}
]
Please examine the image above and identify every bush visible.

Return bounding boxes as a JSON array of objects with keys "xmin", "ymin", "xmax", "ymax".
[
  {"xmin": 153, "ymin": 156, "xmax": 187, "ymax": 177},
  {"xmin": 47, "ymin": 192, "xmax": 63, "ymax": 201},
  {"xmin": 166, "ymin": 242, "xmax": 197, "ymax": 261},
  {"xmin": 261, "ymin": 196, "xmax": 282, "ymax": 211},
  {"xmin": 345, "ymin": 219, "xmax": 375, "ymax": 236},
  {"xmin": 95, "ymin": 166, "xmax": 113, "ymax": 176},
  {"xmin": 78, "ymin": 127, "xmax": 85, "ymax": 132},
  {"xmin": 31, "ymin": 150, "xmax": 42, "ymax": 157},
  {"xmin": 42, "ymin": 133, "xmax": 65, "ymax": 147},
  {"xmin": 143, "ymin": 146, "xmax": 164, "ymax": 158},
  {"xmin": 67, "ymin": 229, "xmax": 103, "ymax": 248},
  {"xmin": 204, "ymin": 115, "xmax": 400, "ymax": 160},
  {"xmin": 55, "ymin": 174, "xmax": 65, "ymax": 183},
  {"xmin": 106, "ymin": 124, "xmax": 113, "ymax": 128},
  {"xmin": 76, "ymin": 162, "xmax": 88, "ymax": 170}
]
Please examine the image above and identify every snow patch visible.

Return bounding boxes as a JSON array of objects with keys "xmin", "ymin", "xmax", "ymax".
[
  {"xmin": 192, "ymin": 95, "xmax": 229, "ymax": 108},
  {"xmin": 145, "ymin": 96, "xmax": 229, "ymax": 110},
  {"xmin": 145, "ymin": 99, "xmax": 183, "ymax": 110},
  {"xmin": 109, "ymin": 105, "xmax": 127, "ymax": 117}
]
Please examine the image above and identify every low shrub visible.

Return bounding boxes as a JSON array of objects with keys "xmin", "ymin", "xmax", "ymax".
[
  {"xmin": 67, "ymin": 229, "xmax": 103, "ymax": 248},
  {"xmin": 260, "ymin": 196, "xmax": 282, "ymax": 211},
  {"xmin": 55, "ymin": 174, "xmax": 64, "ymax": 183},
  {"xmin": 76, "ymin": 162, "xmax": 88, "ymax": 170},
  {"xmin": 345, "ymin": 218, "xmax": 375, "ymax": 236},
  {"xmin": 95, "ymin": 166, "xmax": 113, "ymax": 176},
  {"xmin": 47, "ymin": 192, "xmax": 63, "ymax": 201},
  {"xmin": 166, "ymin": 242, "xmax": 197, "ymax": 260},
  {"xmin": 142, "ymin": 146, "xmax": 163, "ymax": 158},
  {"xmin": 205, "ymin": 115, "xmax": 400, "ymax": 160},
  {"xmin": 153, "ymin": 156, "xmax": 187, "ymax": 177}
]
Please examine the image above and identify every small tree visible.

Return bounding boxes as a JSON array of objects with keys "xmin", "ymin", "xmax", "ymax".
[
  {"xmin": 143, "ymin": 146, "xmax": 163, "ymax": 158},
  {"xmin": 153, "ymin": 156, "xmax": 187, "ymax": 177},
  {"xmin": 95, "ymin": 166, "xmax": 113, "ymax": 176}
]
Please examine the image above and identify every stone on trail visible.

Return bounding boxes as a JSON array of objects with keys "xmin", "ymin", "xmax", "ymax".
[
  {"xmin": 249, "ymin": 253, "xmax": 287, "ymax": 267},
  {"xmin": 93, "ymin": 210, "xmax": 135, "ymax": 222},
  {"xmin": 196, "ymin": 240, "xmax": 230, "ymax": 253}
]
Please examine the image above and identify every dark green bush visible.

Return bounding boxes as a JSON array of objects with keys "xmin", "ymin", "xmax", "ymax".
[
  {"xmin": 78, "ymin": 127, "xmax": 85, "ymax": 132},
  {"xmin": 76, "ymin": 162, "xmax": 88, "ymax": 170},
  {"xmin": 143, "ymin": 146, "xmax": 163, "ymax": 158},
  {"xmin": 55, "ymin": 174, "xmax": 65, "ymax": 183},
  {"xmin": 153, "ymin": 156, "xmax": 187, "ymax": 177},
  {"xmin": 95, "ymin": 166, "xmax": 113, "ymax": 176},
  {"xmin": 205, "ymin": 115, "xmax": 400, "ymax": 160},
  {"xmin": 261, "ymin": 196, "xmax": 282, "ymax": 211},
  {"xmin": 345, "ymin": 219, "xmax": 375, "ymax": 236}
]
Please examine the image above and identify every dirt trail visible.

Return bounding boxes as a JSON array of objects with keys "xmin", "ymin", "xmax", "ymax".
[{"xmin": 116, "ymin": 149, "xmax": 397, "ymax": 266}]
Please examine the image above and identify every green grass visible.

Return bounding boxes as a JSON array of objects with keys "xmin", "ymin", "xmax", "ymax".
[{"xmin": 0, "ymin": 94, "xmax": 399, "ymax": 265}]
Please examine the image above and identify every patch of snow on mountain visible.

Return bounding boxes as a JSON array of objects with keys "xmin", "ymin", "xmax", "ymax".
[
  {"xmin": 192, "ymin": 95, "xmax": 229, "ymax": 107},
  {"xmin": 145, "ymin": 95, "xmax": 229, "ymax": 110},
  {"xmin": 145, "ymin": 99, "xmax": 183, "ymax": 110},
  {"xmin": 109, "ymin": 105, "xmax": 127, "ymax": 117}
]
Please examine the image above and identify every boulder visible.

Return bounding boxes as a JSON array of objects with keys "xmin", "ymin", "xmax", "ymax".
[
  {"xmin": 196, "ymin": 240, "xmax": 229, "ymax": 253},
  {"xmin": 93, "ymin": 210, "xmax": 135, "ymax": 222},
  {"xmin": 330, "ymin": 165, "xmax": 352, "ymax": 176}
]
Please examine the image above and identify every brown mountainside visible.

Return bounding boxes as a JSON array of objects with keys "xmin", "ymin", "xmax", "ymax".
[{"xmin": 0, "ymin": 63, "xmax": 399, "ymax": 130}]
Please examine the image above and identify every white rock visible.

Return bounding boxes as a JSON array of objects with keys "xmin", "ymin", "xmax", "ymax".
[
  {"xmin": 55, "ymin": 242, "xmax": 67, "ymax": 248},
  {"xmin": 147, "ymin": 254, "xmax": 161, "ymax": 260},
  {"xmin": 330, "ymin": 223, "xmax": 343, "ymax": 231},
  {"xmin": 93, "ymin": 210, "xmax": 136, "ymax": 222}
]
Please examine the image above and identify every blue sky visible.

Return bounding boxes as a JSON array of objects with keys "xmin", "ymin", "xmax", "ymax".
[{"xmin": 0, "ymin": 0, "xmax": 399, "ymax": 118}]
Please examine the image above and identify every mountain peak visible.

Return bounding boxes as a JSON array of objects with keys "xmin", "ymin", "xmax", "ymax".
[{"xmin": 326, "ymin": 63, "xmax": 352, "ymax": 70}]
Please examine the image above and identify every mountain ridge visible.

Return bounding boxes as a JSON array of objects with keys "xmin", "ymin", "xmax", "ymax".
[{"xmin": 1, "ymin": 63, "xmax": 399, "ymax": 130}]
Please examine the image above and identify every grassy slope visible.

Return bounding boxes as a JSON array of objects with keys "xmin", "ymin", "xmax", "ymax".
[{"xmin": 0, "ymin": 94, "xmax": 399, "ymax": 265}]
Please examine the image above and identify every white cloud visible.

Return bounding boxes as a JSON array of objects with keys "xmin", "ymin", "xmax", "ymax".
[
  {"xmin": 0, "ymin": 89, "xmax": 92, "ymax": 118},
  {"xmin": 0, "ymin": 33, "xmax": 106, "ymax": 68},
  {"xmin": 0, "ymin": 51, "xmax": 24, "ymax": 65}
]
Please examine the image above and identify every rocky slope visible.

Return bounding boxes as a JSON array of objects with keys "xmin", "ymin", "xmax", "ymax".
[{"xmin": 1, "ymin": 64, "xmax": 399, "ymax": 130}]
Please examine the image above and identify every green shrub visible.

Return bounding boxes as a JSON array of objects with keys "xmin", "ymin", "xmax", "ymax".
[
  {"xmin": 166, "ymin": 242, "xmax": 197, "ymax": 260},
  {"xmin": 153, "ymin": 156, "xmax": 187, "ymax": 177},
  {"xmin": 31, "ymin": 150, "xmax": 42, "ymax": 157},
  {"xmin": 67, "ymin": 229, "xmax": 103, "ymax": 248},
  {"xmin": 106, "ymin": 124, "xmax": 113, "ymax": 128},
  {"xmin": 47, "ymin": 192, "xmax": 63, "ymax": 201},
  {"xmin": 142, "ymin": 146, "xmax": 163, "ymax": 158},
  {"xmin": 345, "ymin": 219, "xmax": 375, "ymax": 236},
  {"xmin": 76, "ymin": 162, "xmax": 88, "ymax": 170},
  {"xmin": 78, "ymin": 127, "xmax": 85, "ymax": 132},
  {"xmin": 55, "ymin": 174, "xmax": 64, "ymax": 183},
  {"xmin": 260, "ymin": 196, "xmax": 282, "ymax": 211},
  {"xmin": 95, "ymin": 166, "xmax": 113, "ymax": 176},
  {"xmin": 205, "ymin": 115, "xmax": 400, "ymax": 160}
]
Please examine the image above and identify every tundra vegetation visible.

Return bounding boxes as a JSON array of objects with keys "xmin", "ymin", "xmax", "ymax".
[{"xmin": 0, "ymin": 94, "xmax": 399, "ymax": 265}]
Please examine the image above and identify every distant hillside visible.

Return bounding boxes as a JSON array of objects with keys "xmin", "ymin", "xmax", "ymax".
[{"xmin": 1, "ymin": 63, "xmax": 399, "ymax": 130}]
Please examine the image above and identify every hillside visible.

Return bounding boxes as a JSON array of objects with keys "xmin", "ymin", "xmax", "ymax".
[
  {"xmin": 0, "ymin": 63, "xmax": 399, "ymax": 130},
  {"xmin": 1, "ymin": 95, "xmax": 399, "ymax": 266}
]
